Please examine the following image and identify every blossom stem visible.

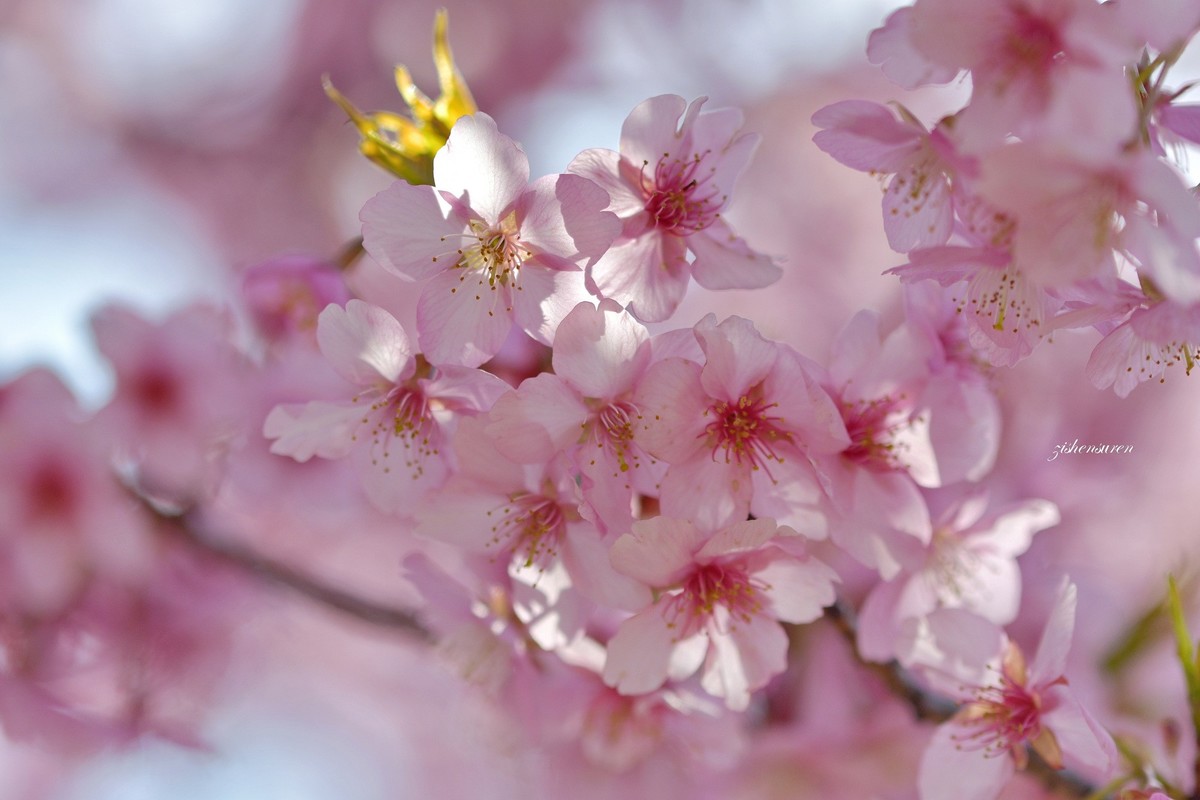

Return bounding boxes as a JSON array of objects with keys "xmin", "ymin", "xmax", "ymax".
[{"xmin": 132, "ymin": 489, "xmax": 433, "ymax": 641}]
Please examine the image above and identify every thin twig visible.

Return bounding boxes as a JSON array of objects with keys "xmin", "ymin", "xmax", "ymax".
[{"xmin": 137, "ymin": 493, "xmax": 432, "ymax": 641}]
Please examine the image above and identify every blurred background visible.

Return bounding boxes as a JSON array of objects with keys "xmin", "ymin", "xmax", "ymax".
[{"xmin": 5, "ymin": 0, "xmax": 1200, "ymax": 798}]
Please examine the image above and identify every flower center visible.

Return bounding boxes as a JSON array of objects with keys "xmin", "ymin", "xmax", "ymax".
[
  {"xmin": 663, "ymin": 562, "xmax": 765, "ymax": 639},
  {"xmin": 358, "ymin": 386, "xmax": 438, "ymax": 478},
  {"xmin": 702, "ymin": 391, "xmax": 790, "ymax": 473},
  {"xmin": 587, "ymin": 400, "xmax": 646, "ymax": 474},
  {"xmin": 1005, "ymin": 8, "xmax": 1065, "ymax": 73},
  {"xmin": 444, "ymin": 212, "xmax": 531, "ymax": 300},
  {"xmin": 641, "ymin": 151, "xmax": 724, "ymax": 234},
  {"xmin": 839, "ymin": 394, "xmax": 913, "ymax": 471},
  {"xmin": 954, "ymin": 673, "xmax": 1043, "ymax": 758},
  {"xmin": 485, "ymin": 493, "xmax": 567, "ymax": 569}
]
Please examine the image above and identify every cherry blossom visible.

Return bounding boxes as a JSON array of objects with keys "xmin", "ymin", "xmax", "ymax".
[
  {"xmin": 360, "ymin": 112, "xmax": 619, "ymax": 366},
  {"xmin": 0, "ymin": 369, "xmax": 150, "ymax": 615},
  {"xmin": 857, "ymin": 492, "xmax": 1059, "ymax": 662},
  {"xmin": 903, "ymin": 0, "xmax": 1134, "ymax": 148},
  {"xmin": 569, "ymin": 94, "xmax": 781, "ymax": 322},
  {"xmin": 91, "ymin": 304, "xmax": 249, "ymax": 497},
  {"xmin": 263, "ymin": 300, "xmax": 509, "ymax": 513},
  {"xmin": 916, "ymin": 580, "xmax": 1118, "ymax": 800},
  {"xmin": 635, "ymin": 314, "xmax": 848, "ymax": 533},
  {"xmin": 603, "ymin": 516, "xmax": 837, "ymax": 710}
]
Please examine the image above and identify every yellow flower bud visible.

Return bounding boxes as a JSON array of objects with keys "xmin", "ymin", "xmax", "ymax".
[{"xmin": 324, "ymin": 9, "xmax": 476, "ymax": 185}]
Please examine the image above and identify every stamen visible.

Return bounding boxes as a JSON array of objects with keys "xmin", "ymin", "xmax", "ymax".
[
  {"xmin": 701, "ymin": 391, "xmax": 790, "ymax": 476},
  {"xmin": 484, "ymin": 493, "xmax": 567, "ymax": 569},
  {"xmin": 640, "ymin": 151, "xmax": 725, "ymax": 234}
]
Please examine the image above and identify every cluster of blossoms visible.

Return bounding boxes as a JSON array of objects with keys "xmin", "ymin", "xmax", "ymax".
[
  {"xmin": 814, "ymin": 0, "xmax": 1200, "ymax": 396},
  {"xmin": 5, "ymin": 3, "xmax": 1200, "ymax": 799}
]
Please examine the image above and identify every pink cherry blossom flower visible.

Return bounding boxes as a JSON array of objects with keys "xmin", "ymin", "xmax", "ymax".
[
  {"xmin": 905, "ymin": 0, "xmax": 1133, "ymax": 149},
  {"xmin": 815, "ymin": 311, "xmax": 942, "ymax": 578},
  {"xmin": 634, "ymin": 314, "xmax": 849, "ymax": 533},
  {"xmin": 857, "ymin": 492, "xmax": 1059, "ymax": 662},
  {"xmin": 917, "ymin": 580, "xmax": 1118, "ymax": 800},
  {"xmin": 812, "ymin": 100, "xmax": 963, "ymax": 253},
  {"xmin": 360, "ymin": 112, "xmax": 619, "ymax": 367},
  {"xmin": 486, "ymin": 299, "xmax": 664, "ymax": 535},
  {"xmin": 569, "ymin": 94, "xmax": 782, "ymax": 322},
  {"xmin": 263, "ymin": 300, "xmax": 509, "ymax": 514},
  {"xmin": 0, "ymin": 369, "xmax": 150, "ymax": 615},
  {"xmin": 91, "ymin": 304, "xmax": 249, "ymax": 497},
  {"xmin": 603, "ymin": 516, "xmax": 837, "ymax": 711}
]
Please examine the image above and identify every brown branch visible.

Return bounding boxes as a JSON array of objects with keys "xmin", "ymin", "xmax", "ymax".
[
  {"xmin": 826, "ymin": 600, "xmax": 1101, "ymax": 799},
  {"xmin": 138, "ymin": 495, "xmax": 432, "ymax": 642}
]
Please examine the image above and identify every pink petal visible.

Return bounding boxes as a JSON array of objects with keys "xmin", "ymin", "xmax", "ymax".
[
  {"xmin": 316, "ymin": 300, "xmax": 413, "ymax": 386},
  {"xmin": 900, "ymin": 608, "xmax": 1007, "ymax": 695},
  {"xmin": 561, "ymin": 524, "xmax": 653, "ymax": 612},
  {"xmin": 918, "ymin": 721, "xmax": 1015, "ymax": 800},
  {"xmin": 422, "ymin": 364, "xmax": 511, "ymax": 413},
  {"xmin": 688, "ymin": 218, "xmax": 782, "ymax": 291},
  {"xmin": 518, "ymin": 173, "xmax": 620, "ymax": 263},
  {"xmin": 1030, "ymin": 578, "xmax": 1076, "ymax": 686},
  {"xmin": 352, "ymin": 435, "xmax": 447, "ymax": 515},
  {"xmin": 450, "ymin": 416, "xmax": 529, "ymax": 493},
  {"xmin": 413, "ymin": 486, "xmax": 518, "ymax": 551},
  {"xmin": 360, "ymin": 182, "xmax": 460, "ymax": 281},
  {"xmin": 588, "ymin": 232, "xmax": 691, "ymax": 323},
  {"xmin": 551, "ymin": 300, "xmax": 650, "ymax": 399},
  {"xmin": 620, "ymin": 94, "xmax": 691, "ymax": 170},
  {"xmin": 695, "ymin": 518, "xmax": 779, "ymax": 561},
  {"xmin": 510, "ymin": 263, "xmax": 593, "ymax": 346},
  {"xmin": 683, "ymin": 102, "xmax": 746, "ymax": 158},
  {"xmin": 750, "ymin": 458, "xmax": 833, "ymax": 540},
  {"xmin": 1041, "ymin": 686, "xmax": 1118, "ymax": 777},
  {"xmin": 883, "ymin": 166, "xmax": 954, "ymax": 253},
  {"xmin": 967, "ymin": 499, "xmax": 1059, "ymax": 557},
  {"xmin": 433, "ymin": 113, "xmax": 530, "ymax": 224},
  {"xmin": 701, "ymin": 608, "xmax": 788, "ymax": 711},
  {"xmin": 811, "ymin": 99, "xmax": 923, "ymax": 172},
  {"xmin": 567, "ymin": 147, "xmax": 647, "ymax": 218},
  {"xmin": 633, "ymin": 357, "xmax": 709, "ymax": 463},
  {"xmin": 609, "ymin": 516, "xmax": 708, "ymax": 587},
  {"xmin": 920, "ymin": 374, "xmax": 1001, "ymax": 484},
  {"xmin": 263, "ymin": 401, "xmax": 360, "ymax": 461},
  {"xmin": 416, "ymin": 269, "xmax": 513, "ymax": 368},
  {"xmin": 826, "ymin": 465, "xmax": 931, "ymax": 579},
  {"xmin": 763, "ymin": 348, "xmax": 850, "ymax": 455},
  {"xmin": 695, "ymin": 314, "xmax": 779, "ymax": 400},
  {"xmin": 659, "ymin": 456, "xmax": 751, "ymax": 532},
  {"xmin": 827, "ymin": 309, "xmax": 884, "ymax": 391},
  {"xmin": 754, "ymin": 550, "xmax": 838, "ymax": 624},
  {"xmin": 1160, "ymin": 103, "xmax": 1200, "ymax": 146},
  {"xmin": 603, "ymin": 604, "xmax": 679, "ymax": 695},
  {"xmin": 867, "ymin": 6, "xmax": 959, "ymax": 88},
  {"xmin": 486, "ymin": 374, "xmax": 588, "ymax": 463},
  {"xmin": 856, "ymin": 577, "xmax": 908, "ymax": 661}
]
